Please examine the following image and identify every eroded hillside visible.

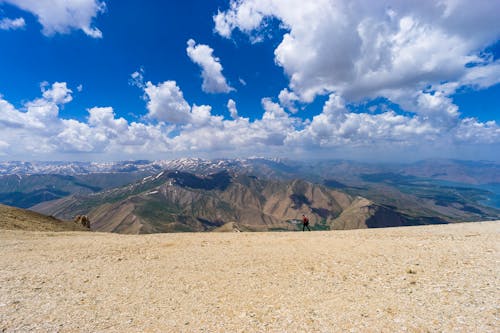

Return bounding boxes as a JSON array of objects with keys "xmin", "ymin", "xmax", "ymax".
[{"xmin": 34, "ymin": 171, "xmax": 410, "ymax": 233}]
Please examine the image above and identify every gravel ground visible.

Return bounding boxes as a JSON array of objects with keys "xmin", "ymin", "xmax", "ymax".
[{"xmin": 1, "ymin": 221, "xmax": 499, "ymax": 332}]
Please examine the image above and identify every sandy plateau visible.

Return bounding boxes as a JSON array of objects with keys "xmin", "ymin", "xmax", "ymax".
[{"xmin": 1, "ymin": 222, "xmax": 499, "ymax": 332}]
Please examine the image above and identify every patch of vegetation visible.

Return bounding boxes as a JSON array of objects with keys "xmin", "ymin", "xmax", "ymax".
[
  {"xmin": 216, "ymin": 201, "xmax": 234, "ymax": 214},
  {"xmin": 284, "ymin": 219, "xmax": 302, "ymax": 231},
  {"xmin": 314, "ymin": 219, "xmax": 330, "ymax": 231},
  {"xmin": 135, "ymin": 200, "xmax": 181, "ymax": 226}
]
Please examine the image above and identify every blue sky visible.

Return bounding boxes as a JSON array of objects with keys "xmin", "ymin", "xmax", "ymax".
[{"xmin": 0, "ymin": 0, "xmax": 499, "ymax": 162}]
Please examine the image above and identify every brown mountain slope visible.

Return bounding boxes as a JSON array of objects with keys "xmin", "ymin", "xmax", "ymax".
[
  {"xmin": 0, "ymin": 204, "xmax": 89, "ymax": 232},
  {"xmin": 33, "ymin": 171, "xmax": 409, "ymax": 234},
  {"xmin": 86, "ymin": 178, "xmax": 382, "ymax": 233},
  {"xmin": 332, "ymin": 197, "xmax": 404, "ymax": 229}
]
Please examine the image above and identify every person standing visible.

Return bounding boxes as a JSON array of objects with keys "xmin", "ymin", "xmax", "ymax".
[{"xmin": 302, "ymin": 214, "xmax": 311, "ymax": 231}]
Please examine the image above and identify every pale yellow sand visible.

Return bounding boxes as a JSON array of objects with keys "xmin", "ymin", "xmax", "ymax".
[{"xmin": 1, "ymin": 222, "xmax": 499, "ymax": 332}]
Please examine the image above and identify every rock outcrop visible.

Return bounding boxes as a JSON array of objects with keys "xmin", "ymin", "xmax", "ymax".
[{"xmin": 74, "ymin": 215, "xmax": 91, "ymax": 229}]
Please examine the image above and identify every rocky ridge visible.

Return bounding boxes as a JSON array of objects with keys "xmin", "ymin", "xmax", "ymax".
[{"xmin": 33, "ymin": 170, "xmax": 424, "ymax": 233}]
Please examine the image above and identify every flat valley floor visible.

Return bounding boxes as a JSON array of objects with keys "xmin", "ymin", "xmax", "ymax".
[{"xmin": 1, "ymin": 222, "xmax": 499, "ymax": 332}]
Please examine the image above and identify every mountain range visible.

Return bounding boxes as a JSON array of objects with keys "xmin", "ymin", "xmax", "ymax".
[
  {"xmin": 1, "ymin": 158, "xmax": 499, "ymax": 233},
  {"xmin": 1, "ymin": 157, "xmax": 499, "ymax": 184},
  {"xmin": 33, "ymin": 170, "xmax": 421, "ymax": 233}
]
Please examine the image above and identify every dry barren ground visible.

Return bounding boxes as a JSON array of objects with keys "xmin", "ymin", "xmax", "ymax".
[{"xmin": 1, "ymin": 222, "xmax": 499, "ymax": 332}]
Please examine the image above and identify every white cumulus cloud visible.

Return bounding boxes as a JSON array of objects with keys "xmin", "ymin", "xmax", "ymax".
[
  {"xmin": 143, "ymin": 80, "xmax": 192, "ymax": 124},
  {"xmin": 186, "ymin": 39, "xmax": 234, "ymax": 93},
  {"xmin": 0, "ymin": 77, "xmax": 499, "ymax": 161},
  {"xmin": 0, "ymin": 82, "xmax": 172, "ymax": 158},
  {"xmin": 278, "ymin": 88, "xmax": 300, "ymax": 113},
  {"xmin": 214, "ymin": 0, "xmax": 500, "ymax": 104},
  {"xmin": 41, "ymin": 81, "xmax": 73, "ymax": 104},
  {"xmin": 287, "ymin": 93, "xmax": 440, "ymax": 149},
  {"xmin": 0, "ymin": 17, "xmax": 25, "ymax": 30},
  {"xmin": 210, "ymin": 0, "xmax": 500, "ymax": 159},
  {"xmin": 3, "ymin": 0, "xmax": 106, "ymax": 38},
  {"xmin": 227, "ymin": 99, "xmax": 239, "ymax": 119}
]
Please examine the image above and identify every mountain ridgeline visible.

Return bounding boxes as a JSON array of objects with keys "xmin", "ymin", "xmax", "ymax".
[
  {"xmin": 33, "ymin": 170, "xmax": 424, "ymax": 233},
  {"xmin": 0, "ymin": 172, "xmax": 150, "ymax": 208},
  {"xmin": 4, "ymin": 158, "xmax": 499, "ymax": 233}
]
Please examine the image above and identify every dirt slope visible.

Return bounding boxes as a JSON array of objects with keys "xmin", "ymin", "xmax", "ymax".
[
  {"xmin": 0, "ymin": 204, "xmax": 88, "ymax": 232},
  {"xmin": 0, "ymin": 222, "xmax": 498, "ymax": 332}
]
